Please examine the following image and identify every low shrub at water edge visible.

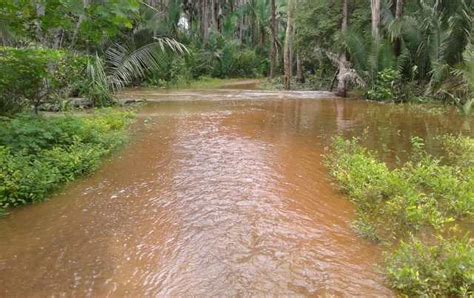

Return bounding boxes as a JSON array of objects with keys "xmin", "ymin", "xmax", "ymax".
[
  {"xmin": 325, "ymin": 135, "xmax": 474, "ymax": 295},
  {"xmin": 0, "ymin": 110, "xmax": 134, "ymax": 214},
  {"xmin": 386, "ymin": 237, "xmax": 474, "ymax": 296},
  {"xmin": 325, "ymin": 135, "xmax": 473, "ymax": 241}
]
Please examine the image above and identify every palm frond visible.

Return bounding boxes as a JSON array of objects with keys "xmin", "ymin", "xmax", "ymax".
[{"xmin": 105, "ymin": 37, "xmax": 188, "ymax": 90}]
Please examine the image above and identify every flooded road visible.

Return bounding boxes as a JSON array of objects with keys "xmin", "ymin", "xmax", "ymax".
[{"xmin": 1, "ymin": 89, "xmax": 472, "ymax": 296}]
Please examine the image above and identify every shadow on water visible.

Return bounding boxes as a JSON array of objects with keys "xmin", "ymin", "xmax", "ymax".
[{"xmin": 0, "ymin": 90, "xmax": 472, "ymax": 296}]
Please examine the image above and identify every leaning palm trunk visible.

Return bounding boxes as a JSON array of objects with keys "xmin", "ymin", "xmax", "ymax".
[
  {"xmin": 336, "ymin": 55, "xmax": 349, "ymax": 97},
  {"xmin": 337, "ymin": 0, "xmax": 349, "ymax": 96}
]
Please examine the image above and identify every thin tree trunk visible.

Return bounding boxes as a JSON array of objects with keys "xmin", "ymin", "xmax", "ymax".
[
  {"xmin": 238, "ymin": 0, "xmax": 244, "ymax": 43},
  {"xmin": 283, "ymin": 0, "xmax": 294, "ymax": 90},
  {"xmin": 394, "ymin": 0, "xmax": 403, "ymax": 56},
  {"xmin": 395, "ymin": 0, "xmax": 403, "ymax": 19},
  {"xmin": 217, "ymin": 4, "xmax": 223, "ymax": 33},
  {"xmin": 34, "ymin": 1, "xmax": 45, "ymax": 43},
  {"xmin": 70, "ymin": 0, "xmax": 90, "ymax": 48},
  {"xmin": 269, "ymin": 0, "xmax": 277, "ymax": 78},
  {"xmin": 296, "ymin": 54, "xmax": 304, "ymax": 83},
  {"xmin": 202, "ymin": 0, "xmax": 209, "ymax": 45},
  {"xmin": 336, "ymin": 0, "xmax": 349, "ymax": 97},
  {"xmin": 371, "ymin": 0, "xmax": 381, "ymax": 41},
  {"xmin": 210, "ymin": 0, "xmax": 216, "ymax": 31}
]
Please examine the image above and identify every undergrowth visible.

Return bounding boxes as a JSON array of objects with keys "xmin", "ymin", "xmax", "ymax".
[
  {"xmin": 325, "ymin": 134, "xmax": 474, "ymax": 296},
  {"xmin": 0, "ymin": 109, "xmax": 134, "ymax": 215}
]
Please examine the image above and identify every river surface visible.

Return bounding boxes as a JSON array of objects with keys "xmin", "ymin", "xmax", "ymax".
[{"xmin": 0, "ymin": 88, "xmax": 472, "ymax": 296}]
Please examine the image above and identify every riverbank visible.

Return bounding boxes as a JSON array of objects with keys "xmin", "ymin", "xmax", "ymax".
[{"xmin": 0, "ymin": 109, "xmax": 134, "ymax": 216}]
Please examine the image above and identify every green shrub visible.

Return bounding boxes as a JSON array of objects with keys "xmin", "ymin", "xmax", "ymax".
[
  {"xmin": 325, "ymin": 136, "xmax": 473, "ymax": 241},
  {"xmin": 0, "ymin": 47, "xmax": 87, "ymax": 114},
  {"xmin": 386, "ymin": 237, "xmax": 474, "ymax": 296},
  {"xmin": 232, "ymin": 49, "xmax": 264, "ymax": 78},
  {"xmin": 441, "ymin": 135, "xmax": 474, "ymax": 168},
  {"xmin": 326, "ymin": 135, "xmax": 474, "ymax": 295},
  {"xmin": 366, "ymin": 68, "xmax": 401, "ymax": 101},
  {"xmin": 212, "ymin": 44, "xmax": 264, "ymax": 78},
  {"xmin": 0, "ymin": 110, "xmax": 134, "ymax": 214}
]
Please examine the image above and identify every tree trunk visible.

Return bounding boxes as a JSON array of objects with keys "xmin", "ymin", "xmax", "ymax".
[
  {"xmin": 296, "ymin": 54, "xmax": 304, "ymax": 83},
  {"xmin": 371, "ymin": 0, "xmax": 381, "ymax": 41},
  {"xmin": 394, "ymin": 0, "xmax": 404, "ymax": 56},
  {"xmin": 269, "ymin": 0, "xmax": 277, "ymax": 78},
  {"xmin": 70, "ymin": 0, "xmax": 90, "ymax": 48},
  {"xmin": 283, "ymin": 0, "xmax": 294, "ymax": 90},
  {"xmin": 202, "ymin": 0, "xmax": 209, "ymax": 45},
  {"xmin": 34, "ymin": 1, "xmax": 46, "ymax": 43},
  {"xmin": 210, "ymin": 0, "xmax": 217, "ymax": 31},
  {"xmin": 336, "ymin": 0, "xmax": 349, "ymax": 97}
]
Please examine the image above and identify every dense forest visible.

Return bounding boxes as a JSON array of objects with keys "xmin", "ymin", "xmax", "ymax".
[
  {"xmin": 0, "ymin": 0, "xmax": 473, "ymax": 296},
  {"xmin": 1, "ymin": 0, "xmax": 472, "ymax": 113}
]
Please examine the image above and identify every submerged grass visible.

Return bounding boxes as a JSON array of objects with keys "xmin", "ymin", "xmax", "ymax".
[
  {"xmin": 325, "ymin": 134, "xmax": 474, "ymax": 296},
  {"xmin": 0, "ymin": 109, "xmax": 134, "ymax": 215}
]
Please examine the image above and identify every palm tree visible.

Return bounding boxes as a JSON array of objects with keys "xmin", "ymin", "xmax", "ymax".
[{"xmin": 84, "ymin": 37, "xmax": 188, "ymax": 105}]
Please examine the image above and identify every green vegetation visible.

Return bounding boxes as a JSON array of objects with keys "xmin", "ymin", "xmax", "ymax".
[
  {"xmin": 0, "ymin": 0, "xmax": 473, "ymax": 294},
  {"xmin": 295, "ymin": 0, "xmax": 473, "ymax": 109},
  {"xmin": 386, "ymin": 237, "xmax": 473, "ymax": 296},
  {"xmin": 325, "ymin": 135, "xmax": 474, "ymax": 295},
  {"xmin": 0, "ymin": 110, "xmax": 134, "ymax": 215},
  {"xmin": 0, "ymin": 0, "xmax": 271, "ymax": 115},
  {"xmin": 366, "ymin": 68, "xmax": 401, "ymax": 101},
  {"xmin": 156, "ymin": 76, "xmax": 255, "ymax": 90},
  {"xmin": 0, "ymin": 47, "xmax": 87, "ymax": 114},
  {"xmin": 1, "ymin": 0, "xmax": 472, "ymax": 111}
]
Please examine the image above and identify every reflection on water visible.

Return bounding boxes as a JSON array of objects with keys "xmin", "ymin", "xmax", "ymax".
[{"xmin": 1, "ymin": 90, "xmax": 472, "ymax": 296}]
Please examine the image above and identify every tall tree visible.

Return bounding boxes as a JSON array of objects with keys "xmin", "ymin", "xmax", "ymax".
[
  {"xmin": 393, "ymin": 0, "xmax": 403, "ymax": 56},
  {"xmin": 284, "ymin": 0, "xmax": 295, "ymax": 90},
  {"xmin": 202, "ymin": 0, "xmax": 209, "ymax": 45},
  {"xmin": 371, "ymin": 0, "xmax": 381, "ymax": 41},
  {"xmin": 269, "ymin": 0, "xmax": 277, "ymax": 78}
]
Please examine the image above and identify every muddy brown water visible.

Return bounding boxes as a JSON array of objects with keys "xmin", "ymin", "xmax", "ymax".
[{"xmin": 1, "ymin": 89, "xmax": 472, "ymax": 296}]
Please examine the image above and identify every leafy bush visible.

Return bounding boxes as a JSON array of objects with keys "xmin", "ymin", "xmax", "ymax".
[
  {"xmin": 386, "ymin": 237, "xmax": 474, "ymax": 296},
  {"xmin": 0, "ymin": 47, "xmax": 87, "ymax": 114},
  {"xmin": 0, "ymin": 110, "xmax": 134, "ymax": 214},
  {"xmin": 366, "ymin": 68, "xmax": 401, "ymax": 101},
  {"xmin": 211, "ymin": 44, "xmax": 264, "ymax": 78},
  {"xmin": 232, "ymin": 49, "xmax": 265, "ymax": 78},
  {"xmin": 325, "ymin": 135, "xmax": 474, "ymax": 295},
  {"xmin": 325, "ymin": 136, "xmax": 473, "ymax": 241}
]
